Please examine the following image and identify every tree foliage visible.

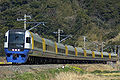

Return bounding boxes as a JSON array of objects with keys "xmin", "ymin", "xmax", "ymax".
[{"xmin": 0, "ymin": 0, "xmax": 120, "ymax": 54}]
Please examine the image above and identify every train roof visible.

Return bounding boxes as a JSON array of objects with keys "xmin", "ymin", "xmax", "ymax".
[
  {"xmin": 110, "ymin": 52, "xmax": 117, "ymax": 56},
  {"xmin": 85, "ymin": 50, "xmax": 92, "ymax": 54},
  {"xmin": 66, "ymin": 45, "xmax": 74, "ymax": 51},
  {"xmin": 45, "ymin": 38, "xmax": 55, "ymax": 47},
  {"xmin": 94, "ymin": 51, "xmax": 101, "ymax": 55},
  {"xmin": 9, "ymin": 29, "xmax": 26, "ymax": 32},
  {"xmin": 57, "ymin": 43, "xmax": 65, "ymax": 49},
  {"xmin": 75, "ymin": 47, "xmax": 84, "ymax": 53}
]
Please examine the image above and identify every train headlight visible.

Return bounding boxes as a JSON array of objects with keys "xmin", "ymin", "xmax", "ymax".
[
  {"xmin": 18, "ymin": 49, "xmax": 20, "ymax": 51},
  {"xmin": 15, "ymin": 49, "xmax": 17, "ymax": 51},
  {"xmin": 12, "ymin": 49, "xmax": 14, "ymax": 51}
]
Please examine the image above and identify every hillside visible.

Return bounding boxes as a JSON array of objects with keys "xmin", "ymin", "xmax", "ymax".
[{"xmin": 0, "ymin": 0, "xmax": 120, "ymax": 54}]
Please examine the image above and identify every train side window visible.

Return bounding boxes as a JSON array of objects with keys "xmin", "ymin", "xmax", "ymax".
[
  {"xmin": 5, "ymin": 36, "xmax": 7, "ymax": 42},
  {"xmin": 26, "ymin": 37, "xmax": 31, "ymax": 43}
]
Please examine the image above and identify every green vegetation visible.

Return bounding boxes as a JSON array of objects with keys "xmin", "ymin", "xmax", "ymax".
[
  {"xmin": 0, "ymin": 0, "xmax": 120, "ymax": 55},
  {"xmin": 92, "ymin": 70, "xmax": 120, "ymax": 74},
  {"xmin": 2, "ymin": 65, "xmax": 120, "ymax": 80},
  {"xmin": 91, "ymin": 70, "xmax": 120, "ymax": 77},
  {"xmin": 3, "ymin": 65, "xmax": 84, "ymax": 80}
]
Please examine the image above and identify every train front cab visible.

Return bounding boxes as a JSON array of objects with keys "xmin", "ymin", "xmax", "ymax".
[{"xmin": 4, "ymin": 30, "xmax": 32, "ymax": 63}]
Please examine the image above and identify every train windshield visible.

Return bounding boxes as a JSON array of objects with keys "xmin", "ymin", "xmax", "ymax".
[
  {"xmin": 9, "ymin": 32, "xmax": 25, "ymax": 43},
  {"xmin": 8, "ymin": 31, "xmax": 25, "ymax": 49}
]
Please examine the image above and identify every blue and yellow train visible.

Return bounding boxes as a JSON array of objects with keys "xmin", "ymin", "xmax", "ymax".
[{"xmin": 4, "ymin": 29, "xmax": 118, "ymax": 63}]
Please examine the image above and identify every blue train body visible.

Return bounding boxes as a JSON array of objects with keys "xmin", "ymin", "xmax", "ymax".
[{"xmin": 4, "ymin": 49, "xmax": 30, "ymax": 63}]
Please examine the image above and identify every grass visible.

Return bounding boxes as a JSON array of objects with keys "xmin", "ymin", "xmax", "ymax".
[
  {"xmin": 2, "ymin": 64, "xmax": 120, "ymax": 80},
  {"xmin": 92, "ymin": 70, "xmax": 120, "ymax": 74},
  {"xmin": 2, "ymin": 65, "xmax": 84, "ymax": 80},
  {"xmin": 91, "ymin": 70, "xmax": 120, "ymax": 76}
]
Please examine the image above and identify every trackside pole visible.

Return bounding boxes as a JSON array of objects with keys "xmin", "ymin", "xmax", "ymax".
[{"xmin": 24, "ymin": 14, "xmax": 27, "ymax": 30}]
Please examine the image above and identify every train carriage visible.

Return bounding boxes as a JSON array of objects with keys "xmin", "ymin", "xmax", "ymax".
[
  {"xmin": 45, "ymin": 39, "xmax": 56, "ymax": 53},
  {"xmin": 66, "ymin": 45, "xmax": 75, "ymax": 56},
  {"xmin": 94, "ymin": 51, "xmax": 101, "ymax": 58},
  {"xmin": 75, "ymin": 47, "xmax": 84, "ymax": 57},
  {"xmin": 57, "ymin": 43, "xmax": 66, "ymax": 55},
  {"xmin": 85, "ymin": 50, "xmax": 92, "ymax": 57}
]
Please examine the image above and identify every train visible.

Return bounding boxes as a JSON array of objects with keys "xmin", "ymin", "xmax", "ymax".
[{"xmin": 4, "ymin": 29, "xmax": 118, "ymax": 63}]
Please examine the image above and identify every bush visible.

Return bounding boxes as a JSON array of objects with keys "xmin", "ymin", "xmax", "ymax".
[{"xmin": 91, "ymin": 70, "xmax": 102, "ymax": 73}]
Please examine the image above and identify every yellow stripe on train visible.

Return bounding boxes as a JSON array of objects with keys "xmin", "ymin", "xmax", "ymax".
[
  {"xmin": 84, "ymin": 50, "xmax": 87, "ymax": 57},
  {"xmin": 29, "ymin": 32, "xmax": 34, "ymax": 49},
  {"xmin": 75, "ymin": 48, "xmax": 78, "ymax": 56},
  {"xmin": 101, "ymin": 52, "xmax": 103, "ymax": 58},
  {"xmin": 55, "ymin": 42, "xmax": 58, "ymax": 54},
  {"xmin": 42, "ymin": 38, "xmax": 46, "ymax": 52},
  {"xmin": 65, "ymin": 45, "xmax": 68, "ymax": 56},
  {"xmin": 109, "ymin": 53, "xmax": 111, "ymax": 59},
  {"xmin": 92, "ymin": 51, "xmax": 95, "ymax": 58}
]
